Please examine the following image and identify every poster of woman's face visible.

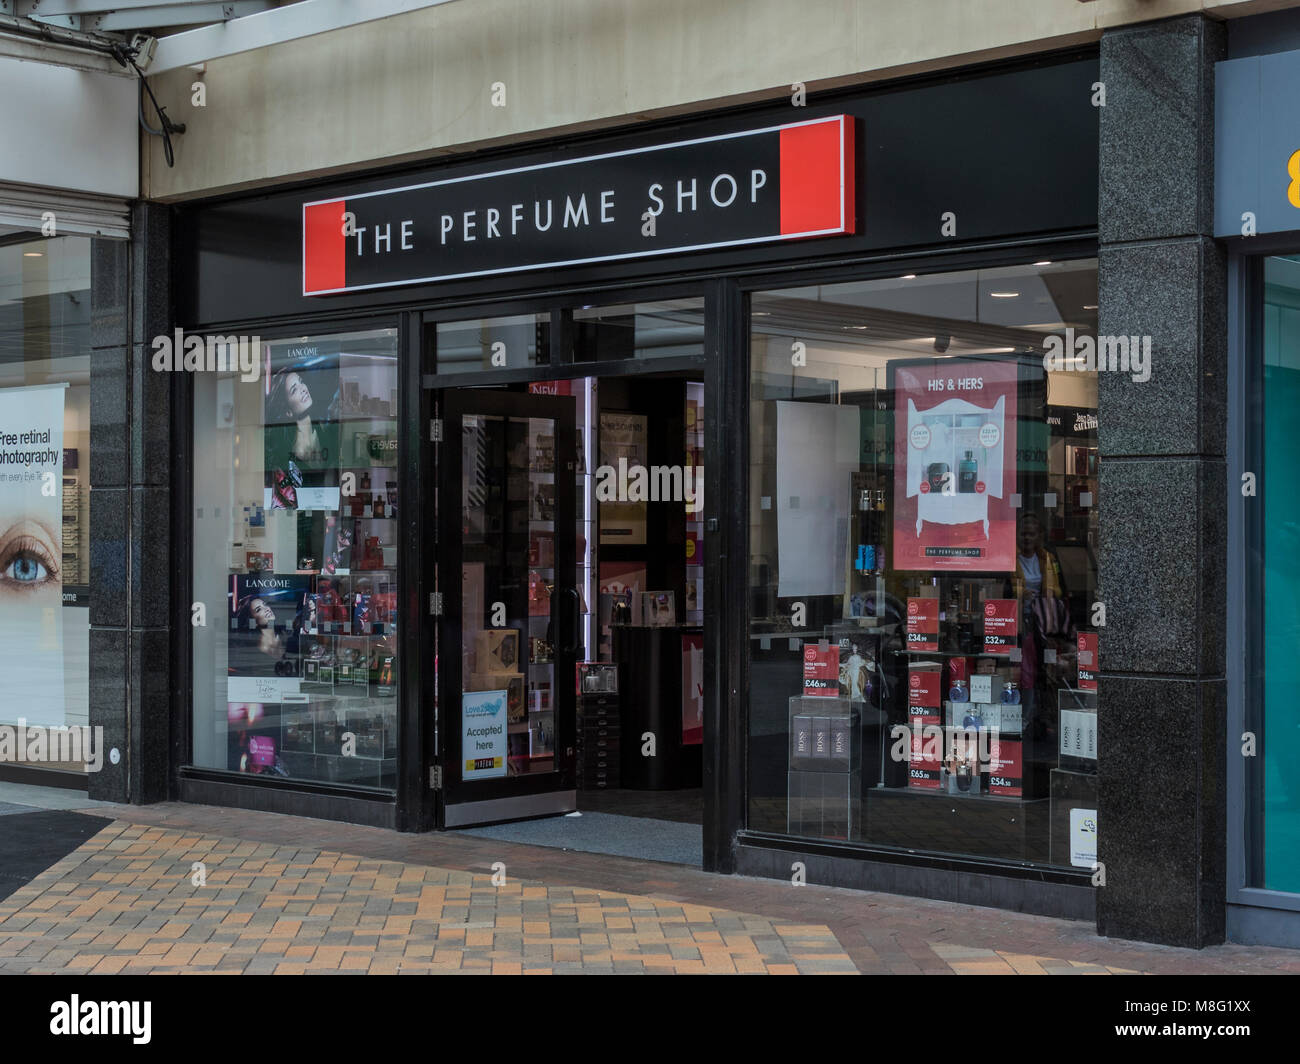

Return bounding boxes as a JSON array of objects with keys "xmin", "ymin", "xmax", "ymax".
[
  {"xmin": 263, "ymin": 343, "xmax": 340, "ymax": 511},
  {"xmin": 227, "ymin": 574, "xmax": 311, "ymax": 677}
]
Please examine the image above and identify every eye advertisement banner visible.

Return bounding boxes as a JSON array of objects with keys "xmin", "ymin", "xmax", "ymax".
[
  {"xmin": 0, "ymin": 383, "xmax": 66, "ymax": 726},
  {"xmin": 891, "ymin": 359, "xmax": 1019, "ymax": 572}
]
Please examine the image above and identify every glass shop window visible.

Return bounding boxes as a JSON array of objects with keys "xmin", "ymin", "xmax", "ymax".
[
  {"xmin": 191, "ymin": 328, "xmax": 400, "ymax": 788},
  {"xmin": 747, "ymin": 261, "xmax": 1101, "ymax": 866}
]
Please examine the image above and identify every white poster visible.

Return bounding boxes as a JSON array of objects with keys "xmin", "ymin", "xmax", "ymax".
[
  {"xmin": 775, "ymin": 401, "xmax": 860, "ymax": 597},
  {"xmin": 0, "ymin": 384, "xmax": 66, "ymax": 726},
  {"xmin": 462, "ymin": 688, "xmax": 508, "ymax": 779},
  {"xmin": 1070, "ymin": 807, "xmax": 1098, "ymax": 869}
]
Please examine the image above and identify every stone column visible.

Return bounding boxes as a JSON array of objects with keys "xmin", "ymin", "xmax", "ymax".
[
  {"xmin": 1096, "ymin": 14, "xmax": 1227, "ymax": 948},
  {"xmin": 88, "ymin": 202, "xmax": 173, "ymax": 804}
]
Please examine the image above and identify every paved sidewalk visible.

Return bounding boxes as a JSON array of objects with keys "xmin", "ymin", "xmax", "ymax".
[{"xmin": 0, "ymin": 797, "xmax": 1297, "ymax": 975}]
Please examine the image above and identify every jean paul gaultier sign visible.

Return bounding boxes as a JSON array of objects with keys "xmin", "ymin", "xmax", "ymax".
[{"xmin": 303, "ymin": 115, "xmax": 856, "ymax": 295}]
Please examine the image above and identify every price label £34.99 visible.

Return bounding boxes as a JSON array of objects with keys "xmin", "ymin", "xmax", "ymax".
[{"xmin": 906, "ymin": 597, "xmax": 939, "ymax": 652}]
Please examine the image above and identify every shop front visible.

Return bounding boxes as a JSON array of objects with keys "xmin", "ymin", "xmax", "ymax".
[{"xmin": 168, "ymin": 50, "xmax": 1105, "ymax": 910}]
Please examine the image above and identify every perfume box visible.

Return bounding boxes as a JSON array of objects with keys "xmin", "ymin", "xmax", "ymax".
[
  {"xmin": 810, "ymin": 716, "xmax": 830, "ymax": 760},
  {"xmin": 969, "ymin": 674, "xmax": 1005, "ymax": 703},
  {"xmin": 944, "ymin": 701, "xmax": 1020, "ymax": 734},
  {"xmin": 345, "ymin": 712, "xmax": 384, "ymax": 759},
  {"xmin": 283, "ymin": 716, "xmax": 315, "ymax": 753},
  {"xmin": 827, "ymin": 715, "xmax": 852, "ymax": 772},
  {"xmin": 1059, "ymin": 708, "xmax": 1099, "ymax": 763},
  {"xmin": 470, "ymin": 671, "xmax": 526, "ymax": 723},
  {"xmin": 475, "ymin": 629, "xmax": 520, "ymax": 672},
  {"xmin": 790, "ymin": 715, "xmax": 813, "ymax": 766}
]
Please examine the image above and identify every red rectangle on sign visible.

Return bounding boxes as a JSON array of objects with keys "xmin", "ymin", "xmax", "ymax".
[
  {"xmin": 983, "ymin": 598, "xmax": 1018, "ymax": 655},
  {"xmin": 303, "ymin": 199, "xmax": 347, "ymax": 294},
  {"xmin": 1078, "ymin": 632, "xmax": 1098, "ymax": 691},
  {"xmin": 779, "ymin": 116, "xmax": 853, "ymax": 236},
  {"xmin": 803, "ymin": 643, "xmax": 840, "ymax": 696},
  {"xmin": 906, "ymin": 597, "xmax": 940, "ymax": 652}
]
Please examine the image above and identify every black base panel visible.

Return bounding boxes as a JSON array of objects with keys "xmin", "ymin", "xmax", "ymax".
[{"xmin": 0, "ymin": 810, "xmax": 113, "ymax": 903}]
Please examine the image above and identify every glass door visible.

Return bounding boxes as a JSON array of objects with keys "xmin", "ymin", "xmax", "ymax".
[{"xmin": 437, "ymin": 388, "xmax": 579, "ymax": 826}]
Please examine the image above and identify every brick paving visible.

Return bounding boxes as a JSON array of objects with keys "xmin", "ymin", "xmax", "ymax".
[{"xmin": 0, "ymin": 800, "xmax": 1296, "ymax": 975}]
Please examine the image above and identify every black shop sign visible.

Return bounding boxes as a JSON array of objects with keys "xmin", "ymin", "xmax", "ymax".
[{"xmin": 303, "ymin": 115, "xmax": 855, "ymax": 295}]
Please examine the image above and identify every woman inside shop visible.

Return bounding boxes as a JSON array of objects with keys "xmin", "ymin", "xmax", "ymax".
[{"xmin": 1007, "ymin": 512, "xmax": 1075, "ymax": 765}]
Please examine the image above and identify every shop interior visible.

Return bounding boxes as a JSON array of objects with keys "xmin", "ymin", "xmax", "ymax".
[{"xmin": 442, "ymin": 302, "xmax": 708, "ymax": 864}]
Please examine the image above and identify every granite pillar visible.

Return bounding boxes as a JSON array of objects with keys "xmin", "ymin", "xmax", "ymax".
[
  {"xmin": 1096, "ymin": 14, "xmax": 1228, "ymax": 947},
  {"xmin": 88, "ymin": 202, "xmax": 173, "ymax": 805}
]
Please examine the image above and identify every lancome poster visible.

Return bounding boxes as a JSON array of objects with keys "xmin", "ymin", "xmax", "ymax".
[{"xmin": 891, "ymin": 359, "xmax": 1018, "ymax": 572}]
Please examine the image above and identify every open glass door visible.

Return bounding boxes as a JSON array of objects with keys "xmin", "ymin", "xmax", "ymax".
[{"xmin": 437, "ymin": 388, "xmax": 579, "ymax": 826}]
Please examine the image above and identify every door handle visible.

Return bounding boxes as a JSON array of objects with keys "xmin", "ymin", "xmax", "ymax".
[{"xmin": 559, "ymin": 585, "xmax": 582, "ymax": 656}]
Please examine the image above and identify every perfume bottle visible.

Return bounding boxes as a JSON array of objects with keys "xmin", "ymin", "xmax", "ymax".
[
  {"xmin": 962, "ymin": 712, "xmax": 982, "ymax": 733},
  {"xmin": 949, "ymin": 679, "xmax": 969, "ymax": 703},
  {"xmin": 374, "ymin": 492, "xmax": 385, "ymax": 519},
  {"xmin": 956, "ymin": 759, "xmax": 973, "ymax": 792},
  {"xmin": 1001, "ymin": 682, "xmax": 1020, "ymax": 705},
  {"xmin": 958, "ymin": 450, "xmax": 978, "ymax": 493}
]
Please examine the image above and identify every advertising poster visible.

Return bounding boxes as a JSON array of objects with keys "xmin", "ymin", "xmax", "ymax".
[
  {"xmin": 462, "ymin": 688, "xmax": 508, "ymax": 779},
  {"xmin": 598, "ymin": 411, "xmax": 647, "ymax": 545},
  {"xmin": 905, "ymin": 597, "xmax": 939, "ymax": 651},
  {"xmin": 227, "ymin": 573, "xmax": 313, "ymax": 685},
  {"xmin": 907, "ymin": 665, "xmax": 942, "ymax": 790},
  {"xmin": 892, "ymin": 359, "xmax": 1019, "ymax": 571},
  {"xmin": 1077, "ymin": 631, "xmax": 1098, "ymax": 691},
  {"xmin": 987, "ymin": 736, "xmax": 1023, "ymax": 797},
  {"xmin": 263, "ymin": 340, "xmax": 341, "ymax": 511},
  {"xmin": 982, "ymin": 599, "xmax": 1018, "ymax": 654},
  {"xmin": 0, "ymin": 384, "xmax": 66, "ymax": 726},
  {"xmin": 802, "ymin": 642, "xmax": 840, "ymax": 696}
]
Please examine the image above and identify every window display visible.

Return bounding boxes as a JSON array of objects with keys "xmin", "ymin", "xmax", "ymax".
[
  {"xmin": 192, "ymin": 328, "xmax": 400, "ymax": 789},
  {"xmin": 747, "ymin": 261, "xmax": 1101, "ymax": 867}
]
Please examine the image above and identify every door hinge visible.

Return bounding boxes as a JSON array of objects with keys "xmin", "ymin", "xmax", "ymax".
[
  {"xmin": 429, "ymin": 591, "xmax": 443, "ymax": 616},
  {"xmin": 429, "ymin": 765, "xmax": 443, "ymax": 790},
  {"xmin": 430, "ymin": 418, "xmax": 443, "ymax": 442}
]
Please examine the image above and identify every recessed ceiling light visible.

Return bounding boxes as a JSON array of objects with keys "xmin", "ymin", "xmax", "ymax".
[
  {"xmin": 23, "ymin": 251, "xmax": 42, "ymax": 257},
  {"xmin": 1083, "ymin": 304, "xmax": 1098, "ymax": 310},
  {"xmin": 989, "ymin": 291, "xmax": 1019, "ymax": 299},
  {"xmin": 900, "ymin": 274, "xmax": 916, "ymax": 280},
  {"xmin": 1034, "ymin": 260, "xmax": 1052, "ymax": 266}
]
